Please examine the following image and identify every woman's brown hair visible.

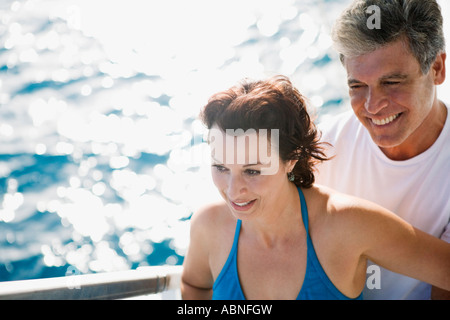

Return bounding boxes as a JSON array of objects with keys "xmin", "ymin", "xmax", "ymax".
[{"xmin": 200, "ymin": 75, "xmax": 328, "ymax": 188}]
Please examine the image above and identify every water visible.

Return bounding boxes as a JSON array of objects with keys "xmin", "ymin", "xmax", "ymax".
[{"xmin": 1, "ymin": 0, "xmax": 448, "ymax": 283}]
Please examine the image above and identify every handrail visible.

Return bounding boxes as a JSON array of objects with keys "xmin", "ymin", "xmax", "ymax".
[{"xmin": 0, "ymin": 265, "xmax": 182, "ymax": 300}]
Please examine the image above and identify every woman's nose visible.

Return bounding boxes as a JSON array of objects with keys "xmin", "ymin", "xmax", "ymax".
[{"xmin": 227, "ymin": 173, "xmax": 247, "ymax": 199}]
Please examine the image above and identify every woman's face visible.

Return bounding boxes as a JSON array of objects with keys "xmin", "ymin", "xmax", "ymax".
[{"xmin": 209, "ymin": 125, "xmax": 295, "ymax": 221}]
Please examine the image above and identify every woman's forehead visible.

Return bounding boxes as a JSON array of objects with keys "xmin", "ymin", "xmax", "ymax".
[{"xmin": 208, "ymin": 125, "xmax": 280, "ymax": 174}]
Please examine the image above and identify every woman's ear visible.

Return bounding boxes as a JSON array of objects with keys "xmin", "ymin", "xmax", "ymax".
[{"xmin": 286, "ymin": 159, "xmax": 298, "ymax": 173}]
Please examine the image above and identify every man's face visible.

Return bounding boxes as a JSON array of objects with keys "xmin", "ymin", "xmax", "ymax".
[{"xmin": 344, "ymin": 39, "xmax": 445, "ymax": 160}]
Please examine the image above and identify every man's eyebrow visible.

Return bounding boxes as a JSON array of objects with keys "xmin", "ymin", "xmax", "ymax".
[
  {"xmin": 347, "ymin": 73, "xmax": 408, "ymax": 85},
  {"xmin": 347, "ymin": 78, "xmax": 362, "ymax": 85},
  {"xmin": 379, "ymin": 73, "xmax": 408, "ymax": 81}
]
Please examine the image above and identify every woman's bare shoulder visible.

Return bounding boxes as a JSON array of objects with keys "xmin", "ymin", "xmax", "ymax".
[
  {"xmin": 190, "ymin": 201, "xmax": 236, "ymax": 236},
  {"xmin": 311, "ymin": 184, "xmax": 391, "ymax": 216},
  {"xmin": 310, "ymin": 184, "xmax": 412, "ymax": 243}
]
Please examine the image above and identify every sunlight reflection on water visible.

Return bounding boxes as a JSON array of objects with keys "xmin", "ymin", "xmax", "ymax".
[
  {"xmin": 1, "ymin": 0, "xmax": 448, "ymax": 281},
  {"xmin": 0, "ymin": 0, "xmax": 374, "ymax": 279}
]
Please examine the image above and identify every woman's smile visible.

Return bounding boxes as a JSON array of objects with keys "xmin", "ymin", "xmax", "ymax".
[{"xmin": 230, "ymin": 199, "xmax": 257, "ymax": 211}]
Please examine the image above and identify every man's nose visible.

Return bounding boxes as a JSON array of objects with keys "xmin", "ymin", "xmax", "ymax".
[{"xmin": 365, "ymin": 87, "xmax": 389, "ymax": 114}]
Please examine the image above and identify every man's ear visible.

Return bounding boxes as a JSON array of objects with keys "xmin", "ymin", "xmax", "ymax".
[{"xmin": 432, "ymin": 52, "xmax": 446, "ymax": 85}]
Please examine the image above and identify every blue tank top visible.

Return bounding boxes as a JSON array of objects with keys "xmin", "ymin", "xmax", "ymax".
[{"xmin": 212, "ymin": 187, "xmax": 363, "ymax": 300}]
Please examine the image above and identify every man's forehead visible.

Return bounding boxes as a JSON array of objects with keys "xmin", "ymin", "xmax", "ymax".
[{"xmin": 344, "ymin": 40, "xmax": 421, "ymax": 81}]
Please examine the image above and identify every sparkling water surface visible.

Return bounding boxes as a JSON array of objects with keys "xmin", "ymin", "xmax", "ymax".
[{"xmin": 1, "ymin": 0, "xmax": 449, "ymax": 282}]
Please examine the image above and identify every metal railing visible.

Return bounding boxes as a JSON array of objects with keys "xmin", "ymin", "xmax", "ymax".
[{"xmin": 0, "ymin": 265, "xmax": 182, "ymax": 300}]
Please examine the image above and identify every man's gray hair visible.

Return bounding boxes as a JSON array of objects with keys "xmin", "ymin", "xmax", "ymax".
[{"xmin": 332, "ymin": 0, "xmax": 445, "ymax": 74}]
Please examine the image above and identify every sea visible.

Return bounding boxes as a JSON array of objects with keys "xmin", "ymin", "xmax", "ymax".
[{"xmin": 1, "ymin": 0, "xmax": 449, "ymax": 283}]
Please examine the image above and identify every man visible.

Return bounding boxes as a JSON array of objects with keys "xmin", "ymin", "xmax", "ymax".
[{"xmin": 315, "ymin": 0, "xmax": 450, "ymax": 299}]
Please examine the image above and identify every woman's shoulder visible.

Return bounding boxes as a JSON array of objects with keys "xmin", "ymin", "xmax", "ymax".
[
  {"xmin": 308, "ymin": 184, "xmax": 413, "ymax": 253},
  {"xmin": 303, "ymin": 185, "xmax": 387, "ymax": 296},
  {"xmin": 189, "ymin": 202, "xmax": 239, "ymax": 276},
  {"xmin": 190, "ymin": 201, "xmax": 236, "ymax": 236},
  {"xmin": 310, "ymin": 184, "xmax": 388, "ymax": 214},
  {"xmin": 306, "ymin": 184, "xmax": 396, "ymax": 235}
]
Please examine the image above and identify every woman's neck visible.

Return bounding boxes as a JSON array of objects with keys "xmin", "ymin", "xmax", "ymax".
[{"xmin": 242, "ymin": 183, "xmax": 303, "ymax": 248}]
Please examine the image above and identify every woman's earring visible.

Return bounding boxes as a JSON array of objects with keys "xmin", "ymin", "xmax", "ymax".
[{"xmin": 288, "ymin": 172, "xmax": 295, "ymax": 182}]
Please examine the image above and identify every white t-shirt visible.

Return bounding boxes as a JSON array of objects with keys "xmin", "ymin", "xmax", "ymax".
[{"xmin": 315, "ymin": 103, "xmax": 450, "ymax": 300}]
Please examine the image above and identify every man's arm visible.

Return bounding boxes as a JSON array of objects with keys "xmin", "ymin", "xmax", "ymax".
[
  {"xmin": 431, "ymin": 225, "xmax": 450, "ymax": 300},
  {"xmin": 347, "ymin": 200, "xmax": 450, "ymax": 292},
  {"xmin": 431, "ymin": 286, "xmax": 450, "ymax": 300}
]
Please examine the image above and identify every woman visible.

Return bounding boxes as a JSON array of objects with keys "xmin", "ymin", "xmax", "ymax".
[{"xmin": 181, "ymin": 75, "xmax": 450, "ymax": 300}]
